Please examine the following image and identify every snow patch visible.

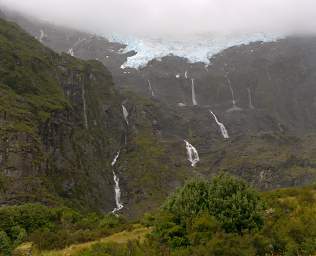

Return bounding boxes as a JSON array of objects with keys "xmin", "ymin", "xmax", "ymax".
[{"xmin": 108, "ymin": 33, "xmax": 281, "ymax": 69}]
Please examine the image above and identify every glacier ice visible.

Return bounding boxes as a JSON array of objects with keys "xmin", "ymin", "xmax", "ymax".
[{"xmin": 108, "ymin": 33, "xmax": 281, "ymax": 69}]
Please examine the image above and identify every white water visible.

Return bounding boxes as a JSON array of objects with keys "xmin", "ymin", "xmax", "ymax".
[
  {"xmin": 247, "ymin": 88, "xmax": 255, "ymax": 109},
  {"xmin": 184, "ymin": 140, "xmax": 200, "ymax": 167},
  {"xmin": 147, "ymin": 80, "xmax": 155, "ymax": 97},
  {"xmin": 111, "ymin": 151, "xmax": 120, "ymax": 167},
  {"xmin": 191, "ymin": 78, "xmax": 198, "ymax": 106},
  {"xmin": 81, "ymin": 84, "xmax": 88, "ymax": 129},
  {"xmin": 39, "ymin": 29, "xmax": 45, "ymax": 43},
  {"xmin": 226, "ymin": 75, "xmax": 242, "ymax": 112},
  {"xmin": 67, "ymin": 48, "xmax": 74, "ymax": 56},
  {"xmin": 111, "ymin": 152, "xmax": 123, "ymax": 214},
  {"xmin": 209, "ymin": 111, "xmax": 230, "ymax": 139},
  {"xmin": 122, "ymin": 105, "xmax": 129, "ymax": 125},
  {"xmin": 112, "ymin": 171, "xmax": 124, "ymax": 214},
  {"xmin": 185, "ymin": 71, "xmax": 188, "ymax": 79}
]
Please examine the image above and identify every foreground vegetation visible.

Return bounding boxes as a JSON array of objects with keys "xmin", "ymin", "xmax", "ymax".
[
  {"xmin": 1, "ymin": 174, "xmax": 316, "ymax": 256},
  {"xmin": 0, "ymin": 204, "xmax": 128, "ymax": 255}
]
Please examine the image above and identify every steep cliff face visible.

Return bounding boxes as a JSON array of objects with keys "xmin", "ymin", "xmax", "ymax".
[
  {"xmin": 2, "ymin": 11, "xmax": 316, "ymax": 218},
  {"xmin": 0, "ymin": 17, "xmax": 194, "ymax": 217},
  {"xmin": 7, "ymin": 12, "xmax": 316, "ymax": 136},
  {"xmin": 0, "ymin": 18, "xmax": 124, "ymax": 212}
]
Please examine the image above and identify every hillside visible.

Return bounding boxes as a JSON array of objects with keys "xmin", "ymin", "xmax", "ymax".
[
  {"xmin": 0, "ymin": 15, "xmax": 196, "ymax": 218},
  {"xmin": 0, "ymin": 17, "xmax": 124, "ymax": 212},
  {"xmin": 1, "ymin": 9, "xmax": 316, "ymax": 220}
]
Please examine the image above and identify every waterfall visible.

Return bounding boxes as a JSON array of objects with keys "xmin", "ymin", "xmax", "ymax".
[
  {"xmin": 226, "ymin": 76, "xmax": 242, "ymax": 112},
  {"xmin": 247, "ymin": 88, "xmax": 255, "ymax": 109},
  {"xmin": 209, "ymin": 111, "xmax": 230, "ymax": 139},
  {"xmin": 147, "ymin": 80, "xmax": 155, "ymax": 97},
  {"xmin": 122, "ymin": 105, "xmax": 129, "ymax": 125},
  {"xmin": 111, "ymin": 151, "xmax": 124, "ymax": 214},
  {"xmin": 81, "ymin": 84, "xmax": 88, "ymax": 129},
  {"xmin": 112, "ymin": 171, "xmax": 124, "ymax": 214},
  {"xmin": 191, "ymin": 78, "xmax": 198, "ymax": 106},
  {"xmin": 184, "ymin": 140, "xmax": 200, "ymax": 167},
  {"xmin": 39, "ymin": 29, "xmax": 45, "ymax": 43},
  {"xmin": 68, "ymin": 48, "xmax": 74, "ymax": 57},
  {"xmin": 185, "ymin": 71, "xmax": 188, "ymax": 79},
  {"xmin": 111, "ymin": 151, "xmax": 120, "ymax": 166},
  {"xmin": 227, "ymin": 76, "xmax": 236, "ymax": 106}
]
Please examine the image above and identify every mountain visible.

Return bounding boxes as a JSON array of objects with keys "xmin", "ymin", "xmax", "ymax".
[
  {"xmin": 1, "ymin": 8, "xmax": 316, "ymax": 219},
  {"xmin": 0, "ymin": 16, "xmax": 128, "ymax": 213},
  {"xmin": 0, "ymin": 14, "xmax": 196, "ymax": 218}
]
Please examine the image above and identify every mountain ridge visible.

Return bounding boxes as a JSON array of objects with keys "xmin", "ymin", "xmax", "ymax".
[{"xmin": 1, "ymin": 10, "xmax": 316, "ymax": 219}]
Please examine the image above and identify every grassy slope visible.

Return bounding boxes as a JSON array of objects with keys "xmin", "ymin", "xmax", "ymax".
[{"xmin": 41, "ymin": 226, "xmax": 151, "ymax": 256}]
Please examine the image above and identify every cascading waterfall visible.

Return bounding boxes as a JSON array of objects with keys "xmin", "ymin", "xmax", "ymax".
[
  {"xmin": 112, "ymin": 172, "xmax": 124, "ymax": 214},
  {"xmin": 81, "ymin": 84, "xmax": 88, "ymax": 129},
  {"xmin": 122, "ymin": 105, "xmax": 129, "ymax": 125},
  {"xmin": 209, "ymin": 111, "xmax": 230, "ymax": 139},
  {"xmin": 111, "ymin": 151, "xmax": 124, "ymax": 214},
  {"xmin": 39, "ymin": 29, "xmax": 45, "ymax": 43},
  {"xmin": 191, "ymin": 78, "xmax": 198, "ymax": 106},
  {"xmin": 147, "ymin": 80, "xmax": 155, "ymax": 97},
  {"xmin": 67, "ymin": 38, "xmax": 87, "ymax": 57},
  {"xmin": 226, "ymin": 75, "xmax": 242, "ymax": 112},
  {"xmin": 184, "ymin": 140, "xmax": 200, "ymax": 167},
  {"xmin": 68, "ymin": 48, "xmax": 74, "ymax": 57},
  {"xmin": 111, "ymin": 151, "xmax": 120, "ymax": 167},
  {"xmin": 247, "ymin": 88, "xmax": 255, "ymax": 109}
]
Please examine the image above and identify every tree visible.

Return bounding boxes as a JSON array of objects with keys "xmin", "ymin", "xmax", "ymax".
[
  {"xmin": 208, "ymin": 174, "xmax": 265, "ymax": 234},
  {"xmin": 163, "ymin": 174, "xmax": 265, "ymax": 234},
  {"xmin": 163, "ymin": 179, "xmax": 209, "ymax": 219}
]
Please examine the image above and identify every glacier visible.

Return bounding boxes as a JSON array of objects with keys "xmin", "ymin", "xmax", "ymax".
[{"xmin": 108, "ymin": 33, "xmax": 282, "ymax": 69}]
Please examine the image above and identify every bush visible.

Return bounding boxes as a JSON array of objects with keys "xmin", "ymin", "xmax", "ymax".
[
  {"xmin": 162, "ymin": 174, "xmax": 265, "ymax": 234},
  {"xmin": 208, "ymin": 174, "xmax": 265, "ymax": 234},
  {"xmin": 0, "ymin": 204, "xmax": 128, "ymax": 252},
  {"xmin": 0, "ymin": 231, "xmax": 11, "ymax": 256},
  {"xmin": 163, "ymin": 180, "xmax": 209, "ymax": 219}
]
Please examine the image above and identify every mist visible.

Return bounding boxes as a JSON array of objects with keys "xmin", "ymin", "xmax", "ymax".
[{"xmin": 1, "ymin": 0, "xmax": 316, "ymax": 38}]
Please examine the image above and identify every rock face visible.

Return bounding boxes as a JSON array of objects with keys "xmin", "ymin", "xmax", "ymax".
[
  {"xmin": 2, "ymin": 10, "xmax": 316, "ymax": 218},
  {"xmin": 0, "ymin": 17, "xmax": 124, "ymax": 212},
  {"xmin": 6, "ymin": 11, "xmax": 316, "ymax": 135}
]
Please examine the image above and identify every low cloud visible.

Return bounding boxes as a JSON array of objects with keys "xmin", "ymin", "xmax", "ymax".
[{"xmin": 1, "ymin": 0, "xmax": 316, "ymax": 38}]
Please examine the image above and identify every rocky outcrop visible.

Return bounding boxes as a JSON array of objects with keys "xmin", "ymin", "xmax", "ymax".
[{"xmin": 0, "ymin": 17, "xmax": 124, "ymax": 212}]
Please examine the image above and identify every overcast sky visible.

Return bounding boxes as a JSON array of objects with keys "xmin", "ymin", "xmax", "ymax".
[{"xmin": 1, "ymin": 0, "xmax": 316, "ymax": 38}]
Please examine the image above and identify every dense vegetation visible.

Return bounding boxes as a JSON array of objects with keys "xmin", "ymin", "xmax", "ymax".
[
  {"xmin": 1, "ymin": 175, "xmax": 316, "ymax": 256},
  {"xmin": 0, "ymin": 204, "xmax": 127, "ymax": 255},
  {"xmin": 72, "ymin": 175, "xmax": 316, "ymax": 256}
]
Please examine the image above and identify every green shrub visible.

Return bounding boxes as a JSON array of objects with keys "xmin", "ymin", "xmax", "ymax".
[
  {"xmin": 163, "ymin": 179, "xmax": 209, "ymax": 219},
  {"xmin": 10, "ymin": 226, "xmax": 26, "ymax": 247},
  {"xmin": 208, "ymin": 174, "xmax": 265, "ymax": 234},
  {"xmin": 0, "ymin": 231, "xmax": 11, "ymax": 256},
  {"xmin": 162, "ymin": 174, "xmax": 265, "ymax": 234}
]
